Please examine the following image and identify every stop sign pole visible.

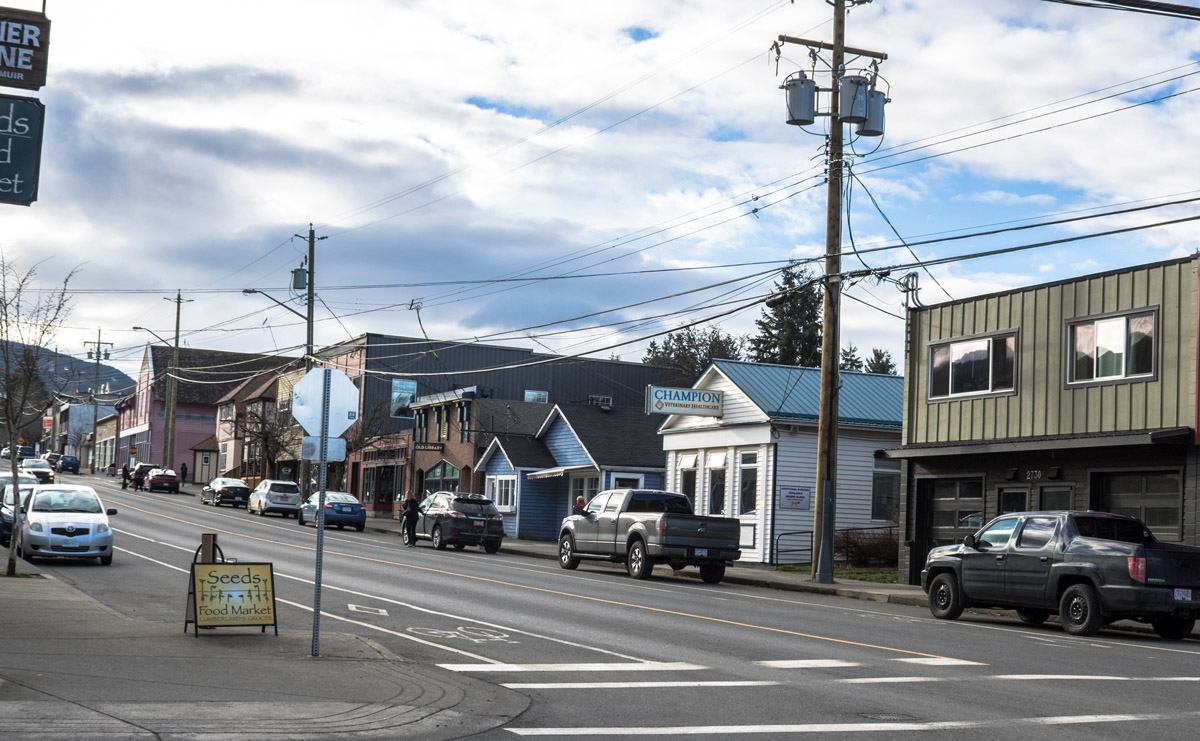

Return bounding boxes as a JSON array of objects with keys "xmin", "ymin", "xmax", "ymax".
[{"xmin": 311, "ymin": 369, "xmax": 331, "ymax": 657}]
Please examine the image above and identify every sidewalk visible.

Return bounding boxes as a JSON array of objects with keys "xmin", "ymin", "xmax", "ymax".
[{"xmin": 0, "ymin": 560, "xmax": 528, "ymax": 740}]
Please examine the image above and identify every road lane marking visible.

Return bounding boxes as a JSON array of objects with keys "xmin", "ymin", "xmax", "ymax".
[
  {"xmin": 505, "ymin": 711, "xmax": 1200, "ymax": 735},
  {"xmin": 502, "ymin": 681, "xmax": 779, "ymax": 689},
  {"xmin": 112, "ymin": 503, "xmax": 979, "ymax": 663},
  {"xmin": 839, "ymin": 677, "xmax": 943, "ymax": 684},
  {"xmin": 440, "ymin": 662, "xmax": 705, "ymax": 673},
  {"xmin": 895, "ymin": 657, "xmax": 985, "ymax": 666},
  {"xmin": 756, "ymin": 659, "xmax": 860, "ymax": 668}
]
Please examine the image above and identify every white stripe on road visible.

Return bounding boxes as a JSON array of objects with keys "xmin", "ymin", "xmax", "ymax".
[
  {"xmin": 439, "ymin": 662, "xmax": 705, "ymax": 673},
  {"xmin": 895, "ymin": 657, "xmax": 986, "ymax": 666},
  {"xmin": 838, "ymin": 677, "xmax": 943, "ymax": 684},
  {"xmin": 501, "ymin": 681, "xmax": 778, "ymax": 689},
  {"xmin": 506, "ymin": 711, "xmax": 1200, "ymax": 735},
  {"xmin": 756, "ymin": 659, "xmax": 860, "ymax": 669}
]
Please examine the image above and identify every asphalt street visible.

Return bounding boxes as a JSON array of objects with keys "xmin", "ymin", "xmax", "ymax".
[{"xmin": 6, "ymin": 468, "xmax": 1200, "ymax": 739}]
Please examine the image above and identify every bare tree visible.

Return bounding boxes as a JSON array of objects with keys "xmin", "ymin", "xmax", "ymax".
[
  {"xmin": 2, "ymin": 256, "xmax": 75, "ymax": 577},
  {"xmin": 234, "ymin": 403, "xmax": 293, "ymax": 480}
]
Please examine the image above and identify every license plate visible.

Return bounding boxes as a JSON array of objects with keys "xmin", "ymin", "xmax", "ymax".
[
  {"xmin": 1175, "ymin": 588, "xmax": 1193, "ymax": 602},
  {"xmin": 695, "ymin": 548, "xmax": 708, "ymax": 558},
  {"xmin": 63, "ymin": 539, "xmax": 77, "ymax": 548}
]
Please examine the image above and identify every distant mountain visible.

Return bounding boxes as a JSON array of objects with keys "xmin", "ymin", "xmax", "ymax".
[{"xmin": 4, "ymin": 343, "xmax": 136, "ymax": 398}]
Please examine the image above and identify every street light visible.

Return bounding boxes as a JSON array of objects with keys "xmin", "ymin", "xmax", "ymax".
[{"xmin": 133, "ymin": 325, "xmax": 176, "ymax": 471}]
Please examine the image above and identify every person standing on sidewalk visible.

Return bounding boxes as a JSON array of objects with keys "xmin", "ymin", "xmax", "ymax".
[
  {"xmin": 179, "ymin": 461, "xmax": 188, "ymax": 485},
  {"xmin": 401, "ymin": 494, "xmax": 420, "ymax": 547},
  {"xmin": 121, "ymin": 463, "xmax": 130, "ymax": 490}
]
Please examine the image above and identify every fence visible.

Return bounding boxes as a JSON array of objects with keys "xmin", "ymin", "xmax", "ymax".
[{"xmin": 772, "ymin": 524, "xmax": 898, "ymax": 566}]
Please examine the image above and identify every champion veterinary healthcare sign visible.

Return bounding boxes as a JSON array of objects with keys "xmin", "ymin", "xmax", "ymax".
[{"xmin": 645, "ymin": 386, "xmax": 723, "ymax": 417}]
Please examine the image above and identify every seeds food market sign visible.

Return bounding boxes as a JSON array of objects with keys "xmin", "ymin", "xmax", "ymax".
[
  {"xmin": 0, "ymin": 93, "xmax": 41, "ymax": 205},
  {"xmin": 0, "ymin": 8, "xmax": 49, "ymax": 91},
  {"xmin": 645, "ymin": 386, "xmax": 723, "ymax": 417}
]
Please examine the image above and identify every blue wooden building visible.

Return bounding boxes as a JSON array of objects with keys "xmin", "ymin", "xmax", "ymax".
[{"xmin": 479, "ymin": 403, "xmax": 666, "ymax": 540}]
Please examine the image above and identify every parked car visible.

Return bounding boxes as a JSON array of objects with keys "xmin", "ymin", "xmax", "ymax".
[
  {"xmin": 0, "ymin": 445, "xmax": 8, "ymax": 459},
  {"xmin": 18, "ymin": 458, "xmax": 55, "ymax": 484},
  {"xmin": 14, "ymin": 484, "xmax": 117, "ymax": 565},
  {"xmin": 248, "ymin": 479, "xmax": 303, "ymax": 517},
  {"xmin": 1, "ymin": 480, "xmax": 38, "ymax": 546},
  {"xmin": 146, "ymin": 468, "xmax": 181, "ymax": 493},
  {"xmin": 558, "ymin": 489, "xmax": 742, "ymax": 583},
  {"xmin": 15, "ymin": 446, "xmax": 36, "ymax": 461},
  {"xmin": 408, "ymin": 491, "xmax": 505, "ymax": 553},
  {"xmin": 57, "ymin": 455, "xmax": 80, "ymax": 474},
  {"xmin": 130, "ymin": 463, "xmax": 158, "ymax": 491},
  {"xmin": 297, "ymin": 491, "xmax": 366, "ymax": 531},
  {"xmin": 922, "ymin": 510, "xmax": 1200, "ymax": 639},
  {"xmin": 200, "ymin": 477, "xmax": 251, "ymax": 507},
  {"xmin": 41, "ymin": 452, "xmax": 62, "ymax": 468}
]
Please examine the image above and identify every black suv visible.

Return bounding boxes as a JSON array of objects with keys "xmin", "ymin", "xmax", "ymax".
[
  {"xmin": 56, "ymin": 455, "xmax": 80, "ymax": 474},
  {"xmin": 412, "ymin": 492, "xmax": 505, "ymax": 553}
]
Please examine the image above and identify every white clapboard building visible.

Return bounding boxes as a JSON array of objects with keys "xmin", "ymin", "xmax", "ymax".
[{"xmin": 656, "ymin": 359, "xmax": 903, "ymax": 564}]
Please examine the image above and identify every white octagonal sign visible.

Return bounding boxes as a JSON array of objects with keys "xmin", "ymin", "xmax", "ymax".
[{"xmin": 291, "ymin": 368, "xmax": 360, "ymax": 437}]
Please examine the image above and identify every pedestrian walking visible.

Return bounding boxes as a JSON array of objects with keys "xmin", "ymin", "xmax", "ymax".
[
  {"xmin": 402, "ymin": 494, "xmax": 420, "ymax": 547},
  {"xmin": 121, "ymin": 463, "xmax": 130, "ymax": 491},
  {"xmin": 179, "ymin": 461, "xmax": 188, "ymax": 484}
]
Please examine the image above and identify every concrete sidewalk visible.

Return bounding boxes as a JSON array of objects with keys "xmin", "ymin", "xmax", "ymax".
[{"xmin": 0, "ymin": 562, "xmax": 528, "ymax": 740}]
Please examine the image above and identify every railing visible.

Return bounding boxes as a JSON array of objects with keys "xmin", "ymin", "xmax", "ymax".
[{"xmin": 772, "ymin": 524, "xmax": 899, "ymax": 565}]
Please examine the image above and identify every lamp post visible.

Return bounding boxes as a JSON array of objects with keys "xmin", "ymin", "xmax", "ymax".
[{"xmin": 134, "ymin": 325, "xmax": 176, "ymax": 471}]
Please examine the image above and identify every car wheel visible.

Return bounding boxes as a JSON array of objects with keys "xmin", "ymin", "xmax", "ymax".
[
  {"xmin": 1059, "ymin": 583, "xmax": 1104, "ymax": 636},
  {"xmin": 699, "ymin": 564, "xmax": 725, "ymax": 584},
  {"xmin": 401, "ymin": 530, "xmax": 411, "ymax": 546},
  {"xmin": 17, "ymin": 535, "xmax": 31, "ymax": 562},
  {"xmin": 256, "ymin": 505, "xmax": 265, "ymax": 516},
  {"xmin": 558, "ymin": 534, "xmax": 580, "ymax": 569},
  {"xmin": 483, "ymin": 540, "xmax": 502, "ymax": 554},
  {"xmin": 432, "ymin": 526, "xmax": 447, "ymax": 550},
  {"xmin": 928, "ymin": 573, "xmax": 963, "ymax": 620},
  {"xmin": 297, "ymin": 512, "xmax": 306, "ymax": 526},
  {"xmin": 355, "ymin": 523, "xmax": 364, "ymax": 533},
  {"xmin": 1152, "ymin": 616, "xmax": 1196, "ymax": 640},
  {"xmin": 626, "ymin": 539, "xmax": 653, "ymax": 580},
  {"xmin": 1015, "ymin": 609, "xmax": 1051, "ymax": 625},
  {"xmin": 100, "ymin": 554, "xmax": 113, "ymax": 566}
]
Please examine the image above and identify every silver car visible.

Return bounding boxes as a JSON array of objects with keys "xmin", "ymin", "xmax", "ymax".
[
  {"xmin": 248, "ymin": 479, "xmax": 302, "ymax": 518},
  {"xmin": 16, "ymin": 485, "xmax": 117, "ymax": 565}
]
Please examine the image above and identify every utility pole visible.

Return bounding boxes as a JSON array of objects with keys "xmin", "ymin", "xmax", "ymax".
[
  {"xmin": 777, "ymin": 1, "xmax": 887, "ymax": 583},
  {"xmin": 84, "ymin": 329, "xmax": 113, "ymax": 474},
  {"xmin": 295, "ymin": 224, "xmax": 326, "ymax": 494},
  {"xmin": 164, "ymin": 291, "xmax": 192, "ymax": 473}
]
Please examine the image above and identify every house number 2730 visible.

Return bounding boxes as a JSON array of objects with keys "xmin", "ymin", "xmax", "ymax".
[{"xmin": 1025, "ymin": 470, "xmax": 1043, "ymax": 481}]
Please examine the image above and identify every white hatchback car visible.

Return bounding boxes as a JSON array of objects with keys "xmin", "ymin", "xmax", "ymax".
[
  {"xmin": 16, "ymin": 485, "xmax": 117, "ymax": 565},
  {"xmin": 248, "ymin": 479, "xmax": 303, "ymax": 518}
]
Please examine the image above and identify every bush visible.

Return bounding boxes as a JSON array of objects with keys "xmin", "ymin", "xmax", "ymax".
[{"xmin": 835, "ymin": 527, "xmax": 899, "ymax": 567}]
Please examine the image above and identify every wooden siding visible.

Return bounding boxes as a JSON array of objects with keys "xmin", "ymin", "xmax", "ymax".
[
  {"xmin": 665, "ymin": 373, "xmax": 766, "ymax": 431},
  {"xmin": 541, "ymin": 418, "xmax": 591, "ymax": 466},
  {"xmin": 517, "ymin": 474, "xmax": 566, "ymax": 540},
  {"xmin": 906, "ymin": 258, "xmax": 1198, "ymax": 444}
]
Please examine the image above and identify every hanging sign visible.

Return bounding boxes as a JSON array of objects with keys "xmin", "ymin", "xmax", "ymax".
[
  {"xmin": 185, "ymin": 562, "xmax": 278, "ymax": 636},
  {"xmin": 0, "ymin": 93, "xmax": 42, "ymax": 205},
  {"xmin": 0, "ymin": 7, "xmax": 50, "ymax": 91}
]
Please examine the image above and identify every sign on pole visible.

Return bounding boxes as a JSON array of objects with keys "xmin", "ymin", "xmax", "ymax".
[
  {"xmin": 0, "ymin": 93, "xmax": 42, "ymax": 206},
  {"xmin": 0, "ymin": 7, "xmax": 50, "ymax": 91}
]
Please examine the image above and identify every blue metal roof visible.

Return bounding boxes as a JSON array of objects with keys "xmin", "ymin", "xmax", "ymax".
[{"xmin": 710, "ymin": 359, "xmax": 903, "ymax": 427}]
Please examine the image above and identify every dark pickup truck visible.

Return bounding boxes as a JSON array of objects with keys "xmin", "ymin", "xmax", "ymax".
[
  {"xmin": 922, "ymin": 510, "xmax": 1200, "ymax": 639},
  {"xmin": 558, "ymin": 489, "xmax": 741, "ymax": 583}
]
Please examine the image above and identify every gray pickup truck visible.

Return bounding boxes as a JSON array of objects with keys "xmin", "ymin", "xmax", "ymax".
[
  {"xmin": 558, "ymin": 489, "xmax": 741, "ymax": 583},
  {"xmin": 922, "ymin": 510, "xmax": 1200, "ymax": 639}
]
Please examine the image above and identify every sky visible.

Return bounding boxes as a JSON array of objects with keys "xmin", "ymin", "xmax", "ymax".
[{"xmin": 5, "ymin": 0, "xmax": 1200, "ymax": 392}]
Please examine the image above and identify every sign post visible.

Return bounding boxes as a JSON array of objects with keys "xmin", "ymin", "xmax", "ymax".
[{"xmin": 291, "ymin": 367, "xmax": 359, "ymax": 656}]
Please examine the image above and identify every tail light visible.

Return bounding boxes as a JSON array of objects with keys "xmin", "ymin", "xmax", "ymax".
[
  {"xmin": 449, "ymin": 511, "xmax": 465, "ymax": 518},
  {"xmin": 219, "ymin": 488, "xmax": 229, "ymax": 493},
  {"xmin": 1128, "ymin": 556, "xmax": 1147, "ymax": 583},
  {"xmin": 324, "ymin": 503, "xmax": 335, "ymax": 509},
  {"xmin": 659, "ymin": 519, "xmax": 668, "ymax": 536},
  {"xmin": 492, "ymin": 514, "xmax": 503, "ymax": 521}
]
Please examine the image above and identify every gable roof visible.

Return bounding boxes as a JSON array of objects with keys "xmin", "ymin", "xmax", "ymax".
[
  {"xmin": 147, "ymin": 345, "xmax": 288, "ymax": 406},
  {"xmin": 481, "ymin": 435, "xmax": 557, "ymax": 470},
  {"xmin": 540, "ymin": 403, "xmax": 666, "ymax": 469},
  {"xmin": 706, "ymin": 358, "xmax": 903, "ymax": 427}
]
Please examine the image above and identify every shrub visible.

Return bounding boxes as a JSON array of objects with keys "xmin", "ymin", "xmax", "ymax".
[{"xmin": 835, "ymin": 527, "xmax": 899, "ymax": 567}]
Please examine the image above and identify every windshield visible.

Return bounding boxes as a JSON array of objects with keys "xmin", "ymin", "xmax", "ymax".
[
  {"xmin": 453, "ymin": 498, "xmax": 500, "ymax": 516},
  {"xmin": 1074, "ymin": 515, "xmax": 1153, "ymax": 544},
  {"xmin": 31, "ymin": 491, "xmax": 103, "ymax": 514},
  {"xmin": 628, "ymin": 491, "xmax": 693, "ymax": 514},
  {"xmin": 3, "ymin": 487, "xmax": 34, "ymax": 506},
  {"xmin": 270, "ymin": 483, "xmax": 300, "ymax": 494},
  {"xmin": 22, "ymin": 460, "xmax": 50, "ymax": 469}
]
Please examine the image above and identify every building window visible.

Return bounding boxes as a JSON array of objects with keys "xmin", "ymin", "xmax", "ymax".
[
  {"xmin": 738, "ymin": 451, "xmax": 757, "ymax": 515},
  {"xmin": 921, "ymin": 477, "xmax": 984, "ymax": 530},
  {"xmin": 424, "ymin": 460, "xmax": 461, "ymax": 493},
  {"xmin": 458, "ymin": 403, "xmax": 470, "ymax": 442},
  {"xmin": 1069, "ymin": 311, "xmax": 1155, "ymax": 384},
  {"xmin": 872, "ymin": 459, "xmax": 901, "ymax": 520},
  {"xmin": 928, "ymin": 333, "xmax": 1016, "ymax": 399},
  {"xmin": 219, "ymin": 404, "xmax": 234, "ymax": 421},
  {"xmin": 589, "ymin": 395, "xmax": 613, "ymax": 407},
  {"xmin": 1092, "ymin": 470, "xmax": 1181, "ymax": 541},
  {"xmin": 999, "ymin": 488, "xmax": 1026, "ymax": 515},
  {"xmin": 571, "ymin": 476, "xmax": 599, "ymax": 502},
  {"xmin": 488, "ymin": 476, "xmax": 516, "ymax": 510},
  {"xmin": 219, "ymin": 443, "xmax": 228, "ymax": 473},
  {"xmin": 1040, "ymin": 486, "xmax": 1073, "ymax": 511},
  {"xmin": 525, "ymin": 390, "xmax": 549, "ymax": 403}
]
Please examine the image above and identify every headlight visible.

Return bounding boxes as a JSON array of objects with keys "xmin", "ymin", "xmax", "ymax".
[
  {"xmin": 96, "ymin": 523, "xmax": 110, "ymax": 534},
  {"xmin": 29, "ymin": 521, "xmax": 42, "ymax": 532}
]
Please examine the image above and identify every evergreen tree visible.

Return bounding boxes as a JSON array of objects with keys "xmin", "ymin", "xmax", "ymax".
[
  {"xmin": 864, "ymin": 347, "xmax": 898, "ymax": 375},
  {"xmin": 748, "ymin": 265, "xmax": 822, "ymax": 368},
  {"xmin": 644, "ymin": 325, "xmax": 746, "ymax": 380},
  {"xmin": 839, "ymin": 342, "xmax": 864, "ymax": 372}
]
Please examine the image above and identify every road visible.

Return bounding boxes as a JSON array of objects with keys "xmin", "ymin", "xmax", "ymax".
[{"xmin": 9, "ymin": 467, "xmax": 1200, "ymax": 739}]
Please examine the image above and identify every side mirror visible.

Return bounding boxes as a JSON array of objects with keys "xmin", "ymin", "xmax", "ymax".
[
  {"xmin": 963, "ymin": 534, "xmax": 976, "ymax": 549},
  {"xmin": 106, "ymin": 508, "xmax": 118, "ymax": 516}
]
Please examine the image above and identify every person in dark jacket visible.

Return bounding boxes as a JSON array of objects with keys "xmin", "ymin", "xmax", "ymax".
[
  {"xmin": 572, "ymin": 496, "xmax": 586, "ymax": 516},
  {"xmin": 121, "ymin": 463, "xmax": 130, "ymax": 490},
  {"xmin": 179, "ymin": 462, "xmax": 188, "ymax": 484},
  {"xmin": 401, "ymin": 494, "xmax": 420, "ymax": 547}
]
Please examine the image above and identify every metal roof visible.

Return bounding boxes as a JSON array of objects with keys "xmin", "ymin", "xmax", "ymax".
[{"xmin": 709, "ymin": 359, "xmax": 903, "ymax": 427}]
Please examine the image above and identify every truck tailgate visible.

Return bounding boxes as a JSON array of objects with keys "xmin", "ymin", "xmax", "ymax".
[
  {"xmin": 1147, "ymin": 543, "xmax": 1200, "ymax": 588},
  {"xmin": 662, "ymin": 515, "xmax": 740, "ymax": 549}
]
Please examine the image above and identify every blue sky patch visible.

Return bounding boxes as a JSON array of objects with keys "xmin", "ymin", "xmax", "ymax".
[
  {"xmin": 467, "ymin": 96, "xmax": 546, "ymax": 121},
  {"xmin": 708, "ymin": 126, "xmax": 746, "ymax": 142},
  {"xmin": 624, "ymin": 26, "xmax": 658, "ymax": 43}
]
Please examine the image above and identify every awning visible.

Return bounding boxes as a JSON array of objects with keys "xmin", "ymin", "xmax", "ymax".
[
  {"xmin": 879, "ymin": 427, "xmax": 1195, "ymax": 460},
  {"xmin": 527, "ymin": 464, "xmax": 598, "ymax": 480}
]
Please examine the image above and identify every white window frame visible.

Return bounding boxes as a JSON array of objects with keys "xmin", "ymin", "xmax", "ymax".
[
  {"xmin": 570, "ymin": 475, "xmax": 599, "ymax": 502},
  {"xmin": 525, "ymin": 389, "xmax": 549, "ymax": 404},
  {"xmin": 487, "ymin": 475, "xmax": 516, "ymax": 512},
  {"xmin": 612, "ymin": 473, "xmax": 644, "ymax": 489}
]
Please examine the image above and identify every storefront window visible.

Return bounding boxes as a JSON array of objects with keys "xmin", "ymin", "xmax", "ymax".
[{"xmin": 425, "ymin": 461, "xmax": 461, "ymax": 493}]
